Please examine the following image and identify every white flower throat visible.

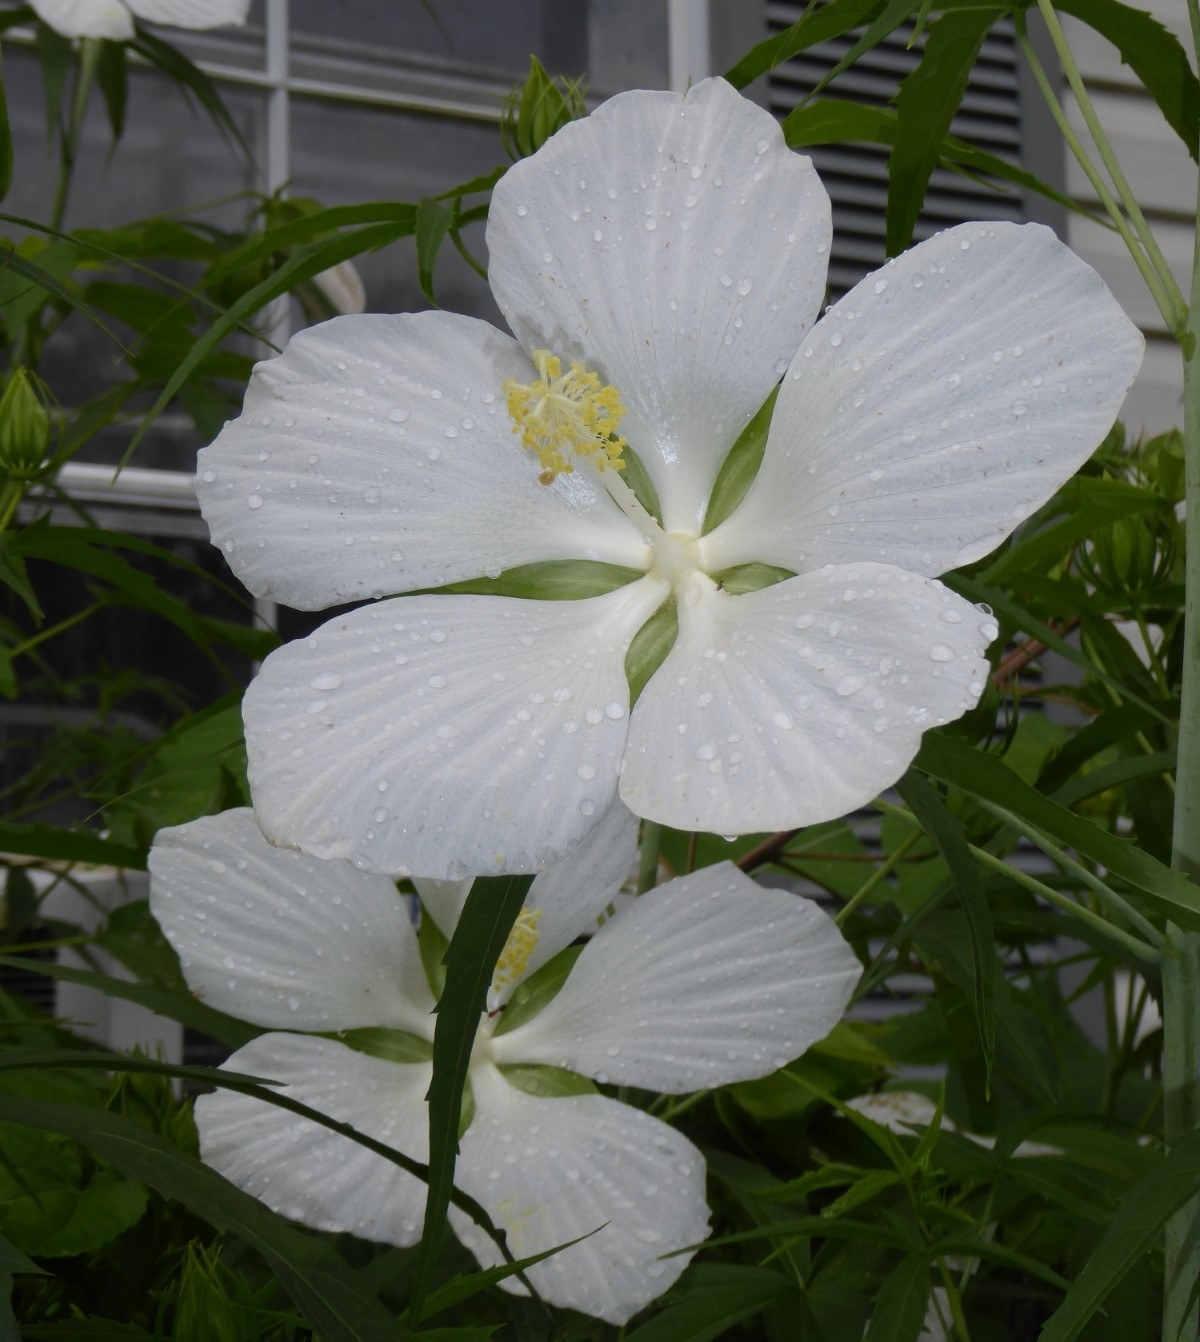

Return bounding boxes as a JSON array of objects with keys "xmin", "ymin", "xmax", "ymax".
[{"xmin": 504, "ymin": 348, "xmax": 718, "ymax": 605}]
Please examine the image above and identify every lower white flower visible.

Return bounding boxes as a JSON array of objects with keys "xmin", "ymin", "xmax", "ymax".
[
  {"xmin": 149, "ymin": 804, "xmax": 861, "ymax": 1324},
  {"xmin": 31, "ymin": 0, "xmax": 249, "ymax": 41}
]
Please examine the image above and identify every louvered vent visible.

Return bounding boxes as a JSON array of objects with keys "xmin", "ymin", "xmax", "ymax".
[{"xmin": 767, "ymin": 4, "xmax": 1025, "ymax": 297}]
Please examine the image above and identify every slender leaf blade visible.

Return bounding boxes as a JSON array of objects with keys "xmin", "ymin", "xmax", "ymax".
[{"xmin": 864, "ymin": 1252, "xmax": 930, "ymax": 1342}]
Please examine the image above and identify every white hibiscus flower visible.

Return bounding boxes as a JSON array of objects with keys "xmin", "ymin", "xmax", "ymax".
[
  {"xmin": 148, "ymin": 804, "xmax": 860, "ymax": 1325},
  {"xmin": 197, "ymin": 77, "xmax": 1142, "ymax": 880},
  {"xmin": 30, "ymin": 0, "xmax": 248, "ymax": 41}
]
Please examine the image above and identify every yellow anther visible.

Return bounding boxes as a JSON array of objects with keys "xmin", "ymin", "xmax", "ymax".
[
  {"xmin": 493, "ymin": 907, "xmax": 542, "ymax": 990},
  {"xmin": 503, "ymin": 349, "xmax": 628, "ymax": 484}
]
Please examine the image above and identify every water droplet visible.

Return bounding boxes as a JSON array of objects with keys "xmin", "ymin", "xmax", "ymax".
[
  {"xmin": 836, "ymin": 674, "xmax": 867, "ymax": 697},
  {"xmin": 874, "ymin": 278, "xmax": 889, "ymax": 294},
  {"xmin": 830, "ymin": 331, "xmax": 843, "ymax": 347},
  {"xmin": 429, "ymin": 629, "xmax": 447, "ymax": 644},
  {"xmin": 387, "ymin": 408, "xmax": 409, "ymax": 423},
  {"xmin": 201, "ymin": 469, "xmax": 216, "ymax": 483},
  {"xmin": 604, "ymin": 702, "xmax": 626, "ymax": 720},
  {"xmin": 736, "ymin": 277, "xmax": 753, "ymax": 296},
  {"xmin": 719, "ymin": 273, "xmax": 733, "ymax": 288},
  {"xmin": 929, "ymin": 644, "xmax": 956, "ymax": 662},
  {"xmin": 771, "ymin": 710, "xmax": 793, "ymax": 730},
  {"xmin": 309, "ymin": 672, "xmax": 343, "ymax": 691},
  {"xmin": 247, "ymin": 494, "xmax": 264, "ymax": 510},
  {"xmin": 516, "ymin": 204, "xmax": 528, "ymax": 217}
]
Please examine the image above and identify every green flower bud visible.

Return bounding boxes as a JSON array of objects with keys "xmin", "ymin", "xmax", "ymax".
[
  {"xmin": 500, "ymin": 57, "xmax": 587, "ymax": 161},
  {"xmin": 0, "ymin": 369, "xmax": 51, "ymax": 479}
]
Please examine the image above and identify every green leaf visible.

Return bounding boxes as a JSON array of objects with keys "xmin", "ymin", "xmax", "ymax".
[
  {"xmin": 1051, "ymin": 749, "xmax": 1175, "ymax": 810},
  {"xmin": 129, "ymin": 31, "xmax": 248, "ymax": 157},
  {"xmin": 896, "ymin": 771, "xmax": 996, "ymax": 1090},
  {"xmin": 782, "ymin": 98, "xmax": 1088, "ymax": 222},
  {"xmin": 863, "ymin": 1253, "xmax": 929, "ymax": 1342},
  {"xmin": 0, "ymin": 538, "xmax": 41, "ymax": 621},
  {"xmin": 725, "ymin": 0, "xmax": 885, "ymax": 88},
  {"xmin": 415, "ymin": 198, "xmax": 452, "ymax": 306},
  {"xmin": 0, "ymin": 46, "xmax": 12, "ymax": 205},
  {"xmin": 887, "ymin": 8, "xmax": 996, "ymax": 255},
  {"xmin": 916, "ymin": 734, "xmax": 1200, "ymax": 929},
  {"xmin": 0, "ymin": 247, "xmax": 124, "ymax": 349},
  {"xmin": 0, "ymin": 957, "xmax": 257, "ymax": 1050},
  {"xmin": 624, "ymin": 1264, "xmax": 795, "ymax": 1342},
  {"xmin": 492, "ymin": 943, "xmax": 582, "ymax": 1036},
  {"xmin": 439, "ymin": 559, "xmax": 642, "ymax": 601},
  {"xmin": 413, "ymin": 873, "xmax": 535, "ymax": 1323},
  {"xmin": 0, "ymin": 824, "xmax": 141, "ymax": 869},
  {"xmin": 1038, "ymin": 1129, "xmax": 1200, "ymax": 1341},
  {"xmin": 1055, "ymin": 0, "xmax": 1199, "ymax": 161},
  {"xmin": 0, "ymin": 1125, "xmax": 148, "ymax": 1258},
  {"xmin": 0, "ymin": 867, "xmax": 37, "ymax": 940},
  {"xmin": 95, "ymin": 39, "xmax": 127, "ymax": 144},
  {"xmin": 0, "ymin": 1095, "xmax": 405, "ymax": 1342},
  {"xmin": 703, "ymin": 387, "xmax": 777, "ymax": 533},
  {"xmin": 125, "ymin": 220, "xmax": 415, "ymax": 460}
]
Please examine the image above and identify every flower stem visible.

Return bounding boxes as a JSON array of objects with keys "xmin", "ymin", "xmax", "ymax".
[
  {"xmin": 49, "ymin": 39, "xmax": 100, "ymax": 234},
  {"xmin": 1163, "ymin": 50, "xmax": 1200, "ymax": 1326},
  {"xmin": 1034, "ymin": 0, "xmax": 1186, "ymax": 335},
  {"xmin": 637, "ymin": 820, "xmax": 663, "ymax": 894},
  {"xmin": 834, "ymin": 827, "xmax": 922, "ymax": 926},
  {"xmin": 1015, "ymin": 18, "xmax": 1184, "ymax": 337}
]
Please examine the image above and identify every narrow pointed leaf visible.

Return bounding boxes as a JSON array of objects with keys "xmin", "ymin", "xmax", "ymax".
[
  {"xmin": 897, "ymin": 771, "xmax": 995, "ymax": 1088},
  {"xmin": 864, "ymin": 1253, "xmax": 930, "ymax": 1342},
  {"xmin": 415, "ymin": 197, "xmax": 452, "ymax": 306},
  {"xmin": 412, "ymin": 873, "xmax": 536, "ymax": 1322},
  {"xmin": 725, "ymin": 0, "xmax": 885, "ymax": 87}
]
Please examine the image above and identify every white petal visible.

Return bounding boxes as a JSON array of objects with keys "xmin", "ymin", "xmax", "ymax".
[
  {"xmin": 488, "ymin": 77, "xmax": 831, "ymax": 535},
  {"xmin": 126, "ymin": 0, "xmax": 248, "ymax": 26},
  {"xmin": 197, "ymin": 312, "xmax": 647, "ymax": 611},
  {"xmin": 703, "ymin": 222, "xmax": 1144, "ymax": 576},
  {"xmin": 31, "ymin": 0, "xmax": 135, "ymax": 38},
  {"xmin": 495, "ymin": 864, "xmax": 858, "ymax": 1091},
  {"xmin": 197, "ymin": 1034, "xmax": 430, "ymax": 1244},
  {"xmin": 515, "ymin": 799, "xmax": 639, "ymax": 991},
  {"xmin": 415, "ymin": 800, "xmax": 638, "ymax": 1004},
  {"xmin": 451, "ymin": 1066, "xmax": 708, "ymax": 1325},
  {"xmin": 619, "ymin": 565, "xmax": 993, "ymax": 833},
  {"xmin": 148, "ymin": 808, "xmax": 431, "ymax": 1034},
  {"xmin": 244, "ymin": 579, "xmax": 669, "ymax": 879}
]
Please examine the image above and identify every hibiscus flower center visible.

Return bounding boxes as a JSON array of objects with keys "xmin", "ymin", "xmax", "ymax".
[
  {"xmin": 503, "ymin": 349, "xmax": 628, "ymax": 485},
  {"xmin": 492, "ymin": 906, "xmax": 542, "ymax": 992}
]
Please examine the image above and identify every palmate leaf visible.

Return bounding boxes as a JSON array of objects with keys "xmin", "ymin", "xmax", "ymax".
[
  {"xmin": 125, "ymin": 219, "xmax": 417, "ymax": 461},
  {"xmin": 916, "ymin": 734, "xmax": 1198, "ymax": 930},
  {"xmin": 887, "ymin": 7, "xmax": 999, "ymax": 255},
  {"xmin": 896, "ymin": 771, "xmax": 996, "ymax": 1091},
  {"xmin": 863, "ymin": 1253, "xmax": 930, "ymax": 1342},
  {"xmin": 0, "ymin": 1095, "xmax": 404, "ymax": 1342},
  {"xmin": 411, "ymin": 874, "xmax": 535, "ymax": 1323},
  {"xmin": 782, "ymin": 99, "xmax": 1087, "ymax": 221},
  {"xmin": 1035, "ymin": 1130, "xmax": 1200, "ymax": 1341},
  {"xmin": 623, "ymin": 1264, "xmax": 796, "ymax": 1342}
]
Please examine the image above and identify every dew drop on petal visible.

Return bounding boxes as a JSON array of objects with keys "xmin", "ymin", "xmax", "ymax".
[{"xmin": 929, "ymin": 644, "xmax": 957, "ymax": 662}]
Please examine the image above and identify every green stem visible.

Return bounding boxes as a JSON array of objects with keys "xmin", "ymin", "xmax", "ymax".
[
  {"xmin": 936, "ymin": 1257, "xmax": 973, "ymax": 1342},
  {"xmin": 977, "ymin": 799, "xmax": 1166, "ymax": 950},
  {"xmin": 1015, "ymin": 20, "xmax": 1184, "ymax": 336},
  {"xmin": 1035, "ymin": 0, "xmax": 1187, "ymax": 334},
  {"xmin": 1163, "ymin": 70, "xmax": 1200, "ymax": 1332},
  {"xmin": 637, "ymin": 820, "xmax": 663, "ymax": 894},
  {"xmin": 6, "ymin": 600, "xmax": 103, "ymax": 661},
  {"xmin": 49, "ymin": 39, "xmax": 100, "ymax": 234},
  {"xmin": 0, "ymin": 481, "xmax": 22, "ymax": 536},
  {"xmin": 834, "ymin": 828, "xmax": 922, "ymax": 926}
]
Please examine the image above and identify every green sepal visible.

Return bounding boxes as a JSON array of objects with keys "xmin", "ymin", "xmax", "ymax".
[
  {"xmin": 703, "ymin": 386, "xmax": 777, "ymax": 533},
  {"xmin": 438, "ymin": 559, "xmax": 642, "ymax": 601},
  {"xmin": 330, "ymin": 1028, "xmax": 433, "ymax": 1065},
  {"xmin": 418, "ymin": 906, "xmax": 450, "ymax": 1000},
  {"xmin": 620, "ymin": 445, "xmax": 664, "ymax": 526},
  {"xmin": 626, "ymin": 598, "xmax": 678, "ymax": 707},
  {"xmin": 711, "ymin": 563, "xmax": 794, "ymax": 596},
  {"xmin": 492, "ymin": 943, "xmax": 583, "ymax": 1038},
  {"xmin": 499, "ymin": 1065, "xmax": 597, "ymax": 1099}
]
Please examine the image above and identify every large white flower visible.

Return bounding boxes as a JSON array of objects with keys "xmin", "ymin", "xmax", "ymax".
[
  {"xmin": 148, "ymin": 804, "xmax": 860, "ymax": 1324},
  {"xmin": 31, "ymin": 0, "xmax": 248, "ymax": 41},
  {"xmin": 197, "ymin": 77, "xmax": 1142, "ymax": 880}
]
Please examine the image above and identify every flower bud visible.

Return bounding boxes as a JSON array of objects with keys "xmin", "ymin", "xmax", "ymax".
[
  {"xmin": 500, "ymin": 57, "xmax": 587, "ymax": 161},
  {"xmin": 0, "ymin": 369, "xmax": 51, "ymax": 479}
]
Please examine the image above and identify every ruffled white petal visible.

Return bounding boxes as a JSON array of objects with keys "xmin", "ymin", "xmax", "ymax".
[
  {"xmin": 198, "ymin": 313, "xmax": 646, "ymax": 611},
  {"xmin": 415, "ymin": 800, "xmax": 637, "ymax": 1005},
  {"xmin": 488, "ymin": 77, "xmax": 831, "ymax": 535},
  {"xmin": 703, "ymin": 222, "xmax": 1144, "ymax": 577},
  {"xmin": 494, "ymin": 864, "xmax": 858, "ymax": 1090},
  {"xmin": 619, "ymin": 565, "xmax": 994, "ymax": 833},
  {"xmin": 197, "ymin": 1034, "xmax": 430, "ymax": 1244},
  {"xmin": 243, "ymin": 578, "xmax": 669, "ymax": 879},
  {"xmin": 31, "ymin": 0, "xmax": 135, "ymax": 38},
  {"xmin": 451, "ymin": 1066, "xmax": 708, "ymax": 1325},
  {"xmin": 126, "ymin": 0, "xmax": 248, "ymax": 27},
  {"xmin": 149, "ymin": 808, "xmax": 432, "ymax": 1034}
]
